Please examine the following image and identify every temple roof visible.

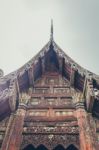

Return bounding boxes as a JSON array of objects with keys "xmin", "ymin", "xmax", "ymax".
[{"xmin": 0, "ymin": 21, "xmax": 99, "ymax": 120}]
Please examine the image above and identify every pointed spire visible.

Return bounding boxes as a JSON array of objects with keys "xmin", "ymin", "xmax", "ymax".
[{"xmin": 50, "ymin": 19, "xmax": 53, "ymax": 41}]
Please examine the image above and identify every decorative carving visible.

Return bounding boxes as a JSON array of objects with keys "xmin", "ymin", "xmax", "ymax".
[
  {"xmin": 24, "ymin": 120, "xmax": 78, "ymax": 127},
  {"xmin": 0, "ymin": 88, "xmax": 9, "ymax": 100},
  {"xmin": 23, "ymin": 126, "xmax": 79, "ymax": 134},
  {"xmin": 21, "ymin": 134, "xmax": 79, "ymax": 150},
  {"xmin": 28, "ymin": 97, "xmax": 74, "ymax": 108},
  {"xmin": 19, "ymin": 93, "xmax": 31, "ymax": 105}
]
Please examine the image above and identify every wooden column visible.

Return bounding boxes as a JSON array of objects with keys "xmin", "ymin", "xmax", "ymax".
[
  {"xmin": 1, "ymin": 93, "xmax": 30, "ymax": 150},
  {"xmin": 8, "ymin": 104, "xmax": 26, "ymax": 150},
  {"xmin": 1, "ymin": 113, "xmax": 15, "ymax": 150},
  {"xmin": 75, "ymin": 93, "xmax": 96, "ymax": 150},
  {"xmin": 1, "ymin": 104, "xmax": 26, "ymax": 150}
]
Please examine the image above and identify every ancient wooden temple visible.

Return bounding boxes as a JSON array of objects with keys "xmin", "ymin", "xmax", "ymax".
[{"xmin": 0, "ymin": 21, "xmax": 99, "ymax": 150}]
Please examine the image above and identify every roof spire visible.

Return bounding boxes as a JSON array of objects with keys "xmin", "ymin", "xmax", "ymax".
[{"xmin": 50, "ymin": 19, "xmax": 53, "ymax": 41}]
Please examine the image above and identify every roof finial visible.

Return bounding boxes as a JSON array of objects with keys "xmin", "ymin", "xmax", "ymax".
[{"xmin": 50, "ymin": 19, "xmax": 53, "ymax": 41}]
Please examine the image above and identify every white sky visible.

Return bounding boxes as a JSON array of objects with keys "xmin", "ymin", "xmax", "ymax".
[{"xmin": 0, "ymin": 0, "xmax": 99, "ymax": 75}]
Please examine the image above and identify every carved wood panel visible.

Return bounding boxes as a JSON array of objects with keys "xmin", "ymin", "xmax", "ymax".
[{"xmin": 21, "ymin": 134, "xmax": 79, "ymax": 150}]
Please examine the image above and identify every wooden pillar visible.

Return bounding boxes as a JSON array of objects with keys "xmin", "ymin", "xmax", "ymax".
[
  {"xmin": 75, "ymin": 94, "xmax": 96, "ymax": 150},
  {"xmin": 1, "ymin": 93, "xmax": 30, "ymax": 150},
  {"xmin": 8, "ymin": 104, "xmax": 26, "ymax": 150},
  {"xmin": 1, "ymin": 104, "xmax": 26, "ymax": 150},
  {"xmin": 1, "ymin": 113, "xmax": 15, "ymax": 150}
]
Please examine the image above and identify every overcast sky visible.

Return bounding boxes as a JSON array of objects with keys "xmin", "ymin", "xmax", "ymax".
[{"xmin": 0, "ymin": 0, "xmax": 99, "ymax": 75}]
